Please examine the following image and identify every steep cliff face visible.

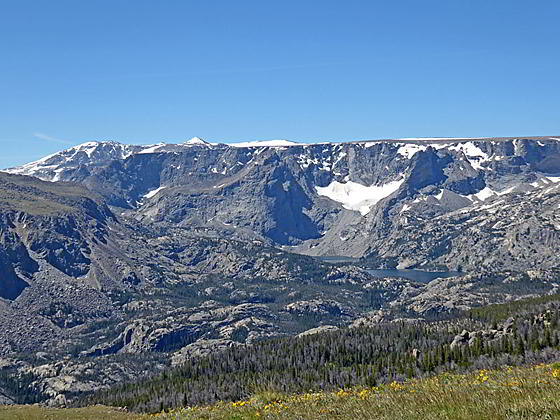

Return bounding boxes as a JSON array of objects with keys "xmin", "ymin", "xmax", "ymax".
[
  {"xmin": 0, "ymin": 229, "xmax": 35, "ymax": 300},
  {"xmin": 0, "ymin": 173, "xmax": 119, "ymax": 283},
  {"xmin": 5, "ymin": 137, "xmax": 560, "ymax": 269}
]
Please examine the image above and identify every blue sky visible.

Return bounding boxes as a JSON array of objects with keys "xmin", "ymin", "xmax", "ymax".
[{"xmin": 1, "ymin": 0, "xmax": 559, "ymax": 167}]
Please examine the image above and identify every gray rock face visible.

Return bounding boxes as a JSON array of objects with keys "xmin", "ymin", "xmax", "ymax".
[
  {"xmin": 297, "ymin": 325, "xmax": 339, "ymax": 337},
  {"xmin": 286, "ymin": 300, "xmax": 348, "ymax": 317},
  {"xmin": 450, "ymin": 319, "xmax": 516, "ymax": 350},
  {"xmin": 6, "ymin": 136, "xmax": 560, "ymax": 269},
  {"xmin": 0, "ymin": 231, "xmax": 34, "ymax": 300},
  {"xmin": 171, "ymin": 339, "xmax": 236, "ymax": 366},
  {"xmin": 450, "ymin": 330, "xmax": 471, "ymax": 349}
]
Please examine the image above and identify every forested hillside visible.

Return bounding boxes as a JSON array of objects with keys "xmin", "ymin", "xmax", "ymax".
[{"xmin": 82, "ymin": 294, "xmax": 560, "ymax": 413}]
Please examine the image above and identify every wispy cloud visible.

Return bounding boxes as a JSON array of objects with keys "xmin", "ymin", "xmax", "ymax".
[{"xmin": 33, "ymin": 132, "xmax": 73, "ymax": 145}]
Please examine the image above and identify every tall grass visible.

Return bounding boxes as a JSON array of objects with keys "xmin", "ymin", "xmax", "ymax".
[{"xmin": 152, "ymin": 362, "xmax": 560, "ymax": 420}]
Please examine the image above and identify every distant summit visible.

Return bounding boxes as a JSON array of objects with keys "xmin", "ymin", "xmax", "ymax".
[{"xmin": 183, "ymin": 137, "xmax": 210, "ymax": 146}]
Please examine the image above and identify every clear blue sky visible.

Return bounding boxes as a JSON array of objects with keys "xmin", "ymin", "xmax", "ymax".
[{"xmin": 1, "ymin": 0, "xmax": 559, "ymax": 167}]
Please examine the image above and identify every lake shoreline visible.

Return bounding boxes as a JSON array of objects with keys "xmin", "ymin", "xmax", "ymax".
[{"xmin": 316, "ymin": 256, "xmax": 464, "ymax": 283}]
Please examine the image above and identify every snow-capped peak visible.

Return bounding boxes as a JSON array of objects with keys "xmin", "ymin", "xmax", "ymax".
[
  {"xmin": 2, "ymin": 140, "xmax": 140, "ymax": 180},
  {"xmin": 183, "ymin": 137, "xmax": 210, "ymax": 146}
]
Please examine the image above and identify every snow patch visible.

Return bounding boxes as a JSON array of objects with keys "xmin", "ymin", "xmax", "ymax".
[
  {"xmin": 449, "ymin": 142, "xmax": 488, "ymax": 158},
  {"xmin": 51, "ymin": 168, "xmax": 65, "ymax": 182},
  {"xmin": 75, "ymin": 142, "xmax": 100, "ymax": 157},
  {"xmin": 227, "ymin": 140, "xmax": 301, "ymax": 148},
  {"xmin": 412, "ymin": 196, "xmax": 428, "ymax": 203},
  {"xmin": 316, "ymin": 177, "xmax": 405, "ymax": 216},
  {"xmin": 138, "ymin": 143, "xmax": 166, "ymax": 154},
  {"xmin": 497, "ymin": 186, "xmax": 516, "ymax": 195},
  {"xmin": 449, "ymin": 142, "xmax": 490, "ymax": 170},
  {"xmin": 143, "ymin": 186, "xmax": 167, "ymax": 199},
  {"xmin": 397, "ymin": 144, "xmax": 427, "ymax": 159},
  {"xmin": 297, "ymin": 155, "xmax": 320, "ymax": 169},
  {"xmin": 464, "ymin": 185, "xmax": 518, "ymax": 207},
  {"xmin": 472, "ymin": 187, "xmax": 495, "ymax": 201},
  {"xmin": 332, "ymin": 152, "xmax": 347, "ymax": 167}
]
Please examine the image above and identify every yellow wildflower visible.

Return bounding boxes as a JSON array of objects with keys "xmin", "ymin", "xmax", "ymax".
[
  {"xmin": 336, "ymin": 389, "xmax": 350, "ymax": 397},
  {"xmin": 389, "ymin": 381, "xmax": 406, "ymax": 391}
]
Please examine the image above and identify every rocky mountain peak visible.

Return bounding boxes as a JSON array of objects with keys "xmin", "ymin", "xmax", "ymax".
[{"xmin": 183, "ymin": 137, "xmax": 210, "ymax": 146}]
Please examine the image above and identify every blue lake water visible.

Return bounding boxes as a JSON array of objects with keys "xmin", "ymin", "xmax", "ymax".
[{"xmin": 317, "ymin": 256, "xmax": 463, "ymax": 283}]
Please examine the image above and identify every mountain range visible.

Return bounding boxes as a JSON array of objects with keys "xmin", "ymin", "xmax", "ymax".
[
  {"xmin": 1, "ymin": 135, "xmax": 560, "ymax": 405},
  {"xmin": 6, "ymin": 136, "xmax": 560, "ymax": 266}
]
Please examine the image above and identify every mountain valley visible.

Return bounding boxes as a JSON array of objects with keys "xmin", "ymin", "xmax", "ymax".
[{"xmin": 1, "ymin": 136, "xmax": 560, "ymax": 405}]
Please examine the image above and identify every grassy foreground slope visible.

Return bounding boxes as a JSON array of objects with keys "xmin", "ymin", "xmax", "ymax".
[
  {"xmin": 0, "ymin": 405, "xmax": 147, "ymax": 420},
  {"xmin": 154, "ymin": 363, "xmax": 560, "ymax": 420},
  {"xmin": 2, "ymin": 363, "xmax": 560, "ymax": 419}
]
